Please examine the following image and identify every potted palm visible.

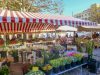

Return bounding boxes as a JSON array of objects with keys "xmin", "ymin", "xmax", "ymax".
[
  {"xmin": 86, "ymin": 40, "xmax": 98, "ymax": 73},
  {"xmin": 86, "ymin": 40, "xmax": 94, "ymax": 60}
]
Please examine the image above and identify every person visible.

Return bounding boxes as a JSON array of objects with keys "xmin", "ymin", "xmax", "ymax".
[
  {"xmin": 59, "ymin": 35, "xmax": 67, "ymax": 50},
  {"xmin": 75, "ymin": 33, "xmax": 78, "ymax": 38}
]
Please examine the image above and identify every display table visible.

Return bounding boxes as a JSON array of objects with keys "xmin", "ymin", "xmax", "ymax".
[{"xmin": 51, "ymin": 63, "xmax": 87, "ymax": 75}]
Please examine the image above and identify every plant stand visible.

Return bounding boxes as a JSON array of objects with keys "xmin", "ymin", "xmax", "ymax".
[{"xmin": 51, "ymin": 63, "xmax": 87, "ymax": 75}]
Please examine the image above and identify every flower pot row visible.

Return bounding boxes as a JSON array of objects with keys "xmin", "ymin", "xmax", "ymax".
[
  {"xmin": 48, "ymin": 55, "xmax": 87, "ymax": 74},
  {"xmin": 52, "ymin": 59, "xmax": 87, "ymax": 74},
  {"xmin": 28, "ymin": 53, "xmax": 87, "ymax": 75}
]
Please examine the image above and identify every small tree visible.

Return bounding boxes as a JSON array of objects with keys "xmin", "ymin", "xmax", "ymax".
[
  {"xmin": 86, "ymin": 40, "xmax": 94, "ymax": 59},
  {"xmin": 89, "ymin": 4, "xmax": 100, "ymax": 23}
]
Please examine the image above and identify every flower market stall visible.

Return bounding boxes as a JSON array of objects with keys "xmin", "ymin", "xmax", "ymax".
[
  {"xmin": 57, "ymin": 25, "xmax": 77, "ymax": 32},
  {"xmin": 78, "ymin": 25, "xmax": 100, "ymax": 32},
  {"xmin": 0, "ymin": 9, "xmax": 97, "ymax": 75}
]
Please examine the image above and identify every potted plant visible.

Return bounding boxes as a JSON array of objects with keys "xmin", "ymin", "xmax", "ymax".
[
  {"xmin": 0, "ymin": 65, "xmax": 9, "ymax": 75},
  {"xmin": 35, "ymin": 58, "xmax": 44, "ymax": 68},
  {"xmin": 65, "ymin": 57, "xmax": 72, "ymax": 69},
  {"xmin": 58, "ymin": 58, "xmax": 66, "ymax": 71},
  {"xmin": 25, "ymin": 70, "xmax": 45, "ymax": 75},
  {"xmin": 70, "ymin": 56, "xmax": 77, "ymax": 67},
  {"xmin": 50, "ymin": 59, "xmax": 60, "ymax": 73},
  {"xmin": 42, "ymin": 64, "xmax": 52, "ymax": 75},
  {"xmin": 73, "ymin": 53, "xmax": 83, "ymax": 65},
  {"xmin": 11, "ymin": 50, "xmax": 18, "ymax": 62},
  {"xmin": 86, "ymin": 40, "xmax": 94, "ymax": 60}
]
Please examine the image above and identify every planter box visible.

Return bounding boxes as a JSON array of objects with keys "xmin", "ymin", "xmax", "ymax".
[{"xmin": 65, "ymin": 64, "xmax": 71, "ymax": 69}]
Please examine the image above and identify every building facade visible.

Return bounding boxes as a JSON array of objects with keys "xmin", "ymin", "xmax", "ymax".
[{"xmin": 74, "ymin": 4, "xmax": 100, "ymax": 21}]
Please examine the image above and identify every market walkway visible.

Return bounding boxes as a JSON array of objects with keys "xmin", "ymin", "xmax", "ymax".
[
  {"xmin": 10, "ymin": 63, "xmax": 23, "ymax": 75},
  {"xmin": 93, "ymin": 48, "xmax": 100, "ymax": 61}
]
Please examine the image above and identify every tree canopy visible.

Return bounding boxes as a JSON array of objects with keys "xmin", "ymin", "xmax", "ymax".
[
  {"xmin": 0, "ymin": 0, "xmax": 63, "ymax": 14},
  {"xmin": 89, "ymin": 4, "xmax": 100, "ymax": 23}
]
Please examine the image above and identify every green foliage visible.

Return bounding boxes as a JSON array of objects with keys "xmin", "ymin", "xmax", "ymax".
[
  {"xmin": 50, "ymin": 59, "xmax": 60, "ymax": 68},
  {"xmin": 11, "ymin": 50, "xmax": 18, "ymax": 57},
  {"xmin": 73, "ymin": 54, "xmax": 83, "ymax": 61},
  {"xmin": 25, "ymin": 70, "xmax": 45, "ymax": 75},
  {"xmin": 0, "ymin": 0, "xmax": 63, "ymax": 14},
  {"xmin": 41, "ymin": 50, "xmax": 50, "ymax": 65},
  {"xmin": 89, "ymin": 4, "xmax": 100, "ymax": 23},
  {"xmin": 70, "ymin": 57, "xmax": 77, "ymax": 62},
  {"xmin": 53, "ymin": 44, "xmax": 66, "ymax": 51},
  {"xmin": 65, "ymin": 57, "xmax": 72, "ymax": 64},
  {"xmin": 0, "ymin": 65, "xmax": 9, "ymax": 75},
  {"xmin": 48, "ymin": 50, "xmax": 60, "ymax": 60},
  {"xmin": 50, "ymin": 57, "xmax": 72, "ymax": 67},
  {"xmin": 35, "ymin": 59, "xmax": 44, "ymax": 67},
  {"xmin": 86, "ymin": 40, "xmax": 94, "ymax": 58}
]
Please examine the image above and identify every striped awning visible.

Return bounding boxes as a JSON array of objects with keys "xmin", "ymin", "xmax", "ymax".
[{"xmin": 0, "ymin": 9, "xmax": 97, "ymax": 33}]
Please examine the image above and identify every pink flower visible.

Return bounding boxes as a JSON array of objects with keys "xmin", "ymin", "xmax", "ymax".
[{"xmin": 67, "ymin": 52, "xmax": 76, "ymax": 56}]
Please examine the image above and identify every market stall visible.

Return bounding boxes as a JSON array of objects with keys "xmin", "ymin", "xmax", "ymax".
[
  {"xmin": 57, "ymin": 25, "xmax": 77, "ymax": 32},
  {"xmin": 0, "ymin": 9, "xmax": 96, "ymax": 34},
  {"xmin": 78, "ymin": 26, "xmax": 100, "ymax": 32},
  {"xmin": 0, "ymin": 9, "xmax": 97, "ymax": 75}
]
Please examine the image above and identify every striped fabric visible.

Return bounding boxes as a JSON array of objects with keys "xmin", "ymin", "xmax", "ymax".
[{"xmin": 0, "ymin": 9, "xmax": 97, "ymax": 33}]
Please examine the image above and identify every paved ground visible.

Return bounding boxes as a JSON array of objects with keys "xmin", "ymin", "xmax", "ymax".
[{"xmin": 10, "ymin": 63, "xmax": 23, "ymax": 75}]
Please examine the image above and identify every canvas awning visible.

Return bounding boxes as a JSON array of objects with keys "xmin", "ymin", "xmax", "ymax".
[
  {"xmin": 57, "ymin": 25, "xmax": 77, "ymax": 32},
  {"xmin": 0, "ymin": 9, "xmax": 97, "ymax": 33},
  {"xmin": 78, "ymin": 25, "xmax": 100, "ymax": 31}
]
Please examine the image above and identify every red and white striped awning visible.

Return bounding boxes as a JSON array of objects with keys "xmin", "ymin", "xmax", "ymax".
[{"xmin": 0, "ymin": 9, "xmax": 97, "ymax": 33}]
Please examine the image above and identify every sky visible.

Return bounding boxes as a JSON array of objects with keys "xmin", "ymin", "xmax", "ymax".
[{"xmin": 63, "ymin": 0, "xmax": 100, "ymax": 16}]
